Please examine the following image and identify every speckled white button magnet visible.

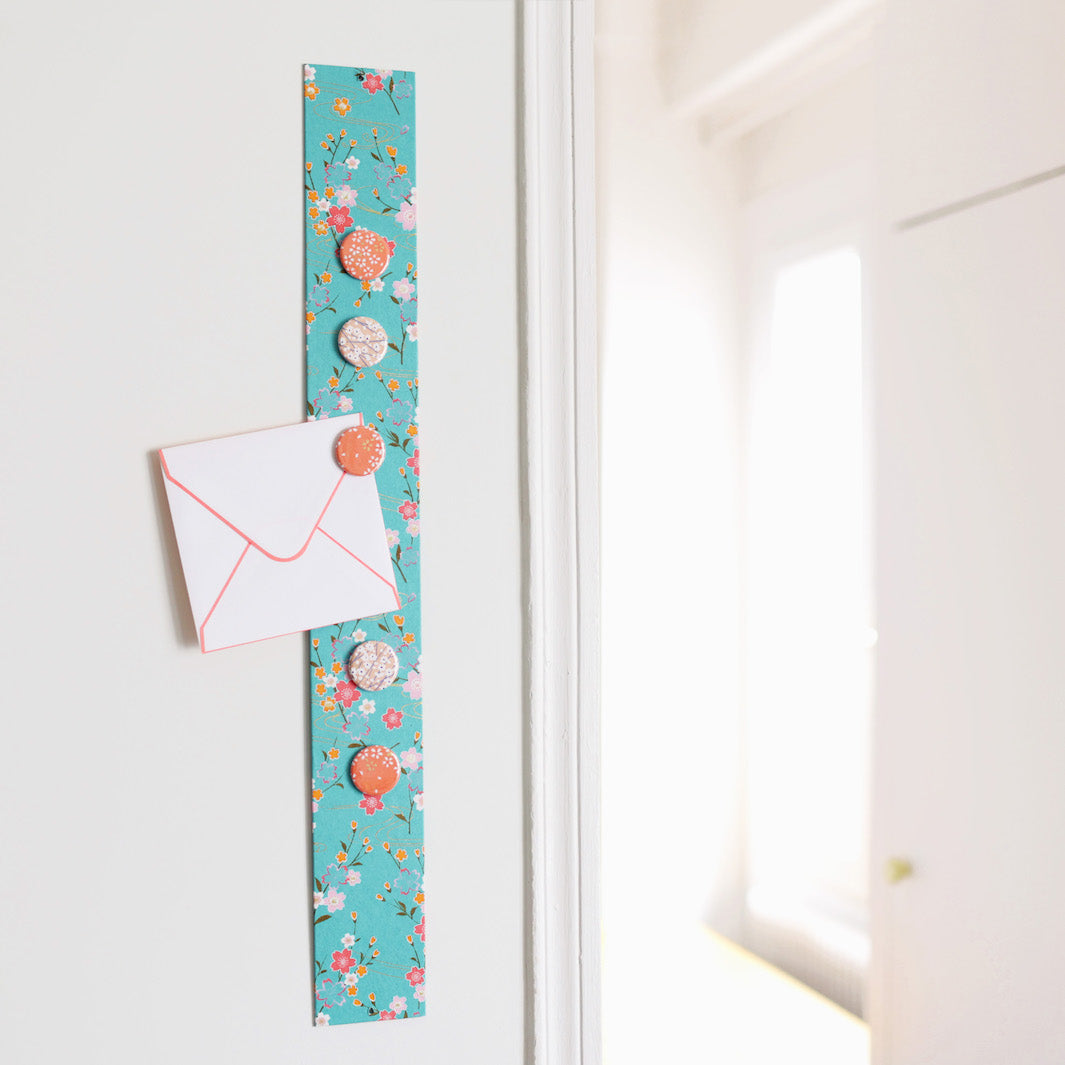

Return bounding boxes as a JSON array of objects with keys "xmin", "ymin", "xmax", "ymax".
[
  {"xmin": 347, "ymin": 641, "xmax": 399, "ymax": 691},
  {"xmin": 337, "ymin": 316, "xmax": 389, "ymax": 368}
]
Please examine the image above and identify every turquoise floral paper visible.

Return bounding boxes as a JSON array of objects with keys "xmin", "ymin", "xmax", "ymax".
[{"xmin": 304, "ymin": 62, "xmax": 423, "ymax": 1027}]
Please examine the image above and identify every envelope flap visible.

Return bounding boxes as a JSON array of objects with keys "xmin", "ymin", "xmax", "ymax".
[{"xmin": 160, "ymin": 414, "xmax": 364, "ymax": 560}]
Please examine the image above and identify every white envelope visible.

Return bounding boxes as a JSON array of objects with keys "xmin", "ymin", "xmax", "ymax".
[{"xmin": 160, "ymin": 414, "xmax": 400, "ymax": 653}]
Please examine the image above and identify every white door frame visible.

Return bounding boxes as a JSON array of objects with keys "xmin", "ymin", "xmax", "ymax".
[{"xmin": 520, "ymin": 2, "xmax": 600, "ymax": 1064}]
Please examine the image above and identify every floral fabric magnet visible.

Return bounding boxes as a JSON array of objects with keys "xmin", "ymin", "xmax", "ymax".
[{"xmin": 305, "ymin": 62, "xmax": 423, "ymax": 1027}]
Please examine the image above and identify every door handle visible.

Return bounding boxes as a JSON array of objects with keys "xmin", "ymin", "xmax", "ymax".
[{"xmin": 885, "ymin": 857, "xmax": 915, "ymax": 884}]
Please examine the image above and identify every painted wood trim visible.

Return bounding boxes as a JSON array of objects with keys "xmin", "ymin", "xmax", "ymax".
[{"xmin": 520, "ymin": 2, "xmax": 600, "ymax": 1064}]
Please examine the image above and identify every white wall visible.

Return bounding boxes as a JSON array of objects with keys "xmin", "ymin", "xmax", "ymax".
[
  {"xmin": 659, "ymin": 0, "xmax": 872, "ymax": 107},
  {"xmin": 737, "ymin": 63, "xmax": 873, "ymax": 202},
  {"xmin": 598, "ymin": 0, "xmax": 875, "ymax": 959},
  {"xmin": 599, "ymin": 0, "xmax": 879, "ymax": 1050},
  {"xmin": 597, "ymin": 0, "xmax": 744, "ymax": 1032},
  {"xmin": 0, "ymin": 3, "xmax": 524, "ymax": 1063}
]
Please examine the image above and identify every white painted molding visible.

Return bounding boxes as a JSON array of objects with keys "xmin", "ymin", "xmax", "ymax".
[{"xmin": 520, "ymin": 2, "xmax": 600, "ymax": 1064}]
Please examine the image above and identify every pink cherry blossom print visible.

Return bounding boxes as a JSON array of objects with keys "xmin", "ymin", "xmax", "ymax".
[
  {"xmin": 402, "ymin": 670, "xmax": 422, "ymax": 700},
  {"xmin": 307, "ymin": 63, "xmax": 425, "ymax": 1025},
  {"xmin": 331, "ymin": 949, "xmax": 355, "ymax": 974},
  {"xmin": 396, "ymin": 199, "xmax": 417, "ymax": 231},
  {"xmin": 327, "ymin": 205, "xmax": 354, "ymax": 232},
  {"xmin": 334, "ymin": 680, "xmax": 360, "ymax": 708}
]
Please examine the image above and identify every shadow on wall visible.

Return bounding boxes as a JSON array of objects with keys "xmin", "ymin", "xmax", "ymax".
[{"xmin": 146, "ymin": 450, "xmax": 199, "ymax": 648}]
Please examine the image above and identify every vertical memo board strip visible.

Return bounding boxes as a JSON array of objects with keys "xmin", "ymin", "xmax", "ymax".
[{"xmin": 304, "ymin": 63, "xmax": 423, "ymax": 1027}]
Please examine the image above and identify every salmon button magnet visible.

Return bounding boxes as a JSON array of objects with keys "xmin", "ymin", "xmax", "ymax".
[
  {"xmin": 350, "ymin": 744, "xmax": 401, "ymax": 797},
  {"xmin": 336, "ymin": 425, "xmax": 385, "ymax": 476},
  {"xmin": 339, "ymin": 227, "xmax": 393, "ymax": 280}
]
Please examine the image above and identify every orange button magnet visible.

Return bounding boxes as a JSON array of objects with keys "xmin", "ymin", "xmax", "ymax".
[
  {"xmin": 348, "ymin": 640, "xmax": 399, "ymax": 691},
  {"xmin": 339, "ymin": 227, "xmax": 392, "ymax": 280},
  {"xmin": 336, "ymin": 425, "xmax": 385, "ymax": 476},
  {"xmin": 350, "ymin": 744, "xmax": 401, "ymax": 797}
]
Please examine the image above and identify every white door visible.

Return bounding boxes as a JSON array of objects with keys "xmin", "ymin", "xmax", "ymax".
[
  {"xmin": 881, "ymin": 0, "xmax": 1065, "ymax": 223},
  {"xmin": 873, "ymin": 174, "xmax": 1065, "ymax": 1065}
]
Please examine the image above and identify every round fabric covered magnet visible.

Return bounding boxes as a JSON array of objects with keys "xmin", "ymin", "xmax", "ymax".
[
  {"xmin": 339, "ymin": 227, "xmax": 392, "ymax": 280},
  {"xmin": 337, "ymin": 316, "xmax": 389, "ymax": 368},
  {"xmin": 348, "ymin": 640, "xmax": 399, "ymax": 691},
  {"xmin": 336, "ymin": 425, "xmax": 385, "ymax": 476},
  {"xmin": 350, "ymin": 744, "xmax": 401, "ymax": 797}
]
